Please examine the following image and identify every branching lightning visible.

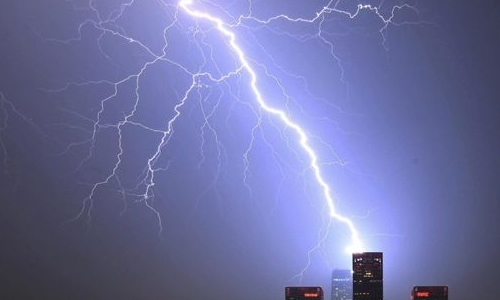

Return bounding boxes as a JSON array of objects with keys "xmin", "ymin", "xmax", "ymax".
[{"xmin": 0, "ymin": 0, "xmax": 428, "ymax": 286}]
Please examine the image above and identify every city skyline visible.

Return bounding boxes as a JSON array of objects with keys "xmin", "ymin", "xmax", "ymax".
[
  {"xmin": 297, "ymin": 255, "xmax": 450, "ymax": 300},
  {"xmin": 327, "ymin": 254, "xmax": 450, "ymax": 300}
]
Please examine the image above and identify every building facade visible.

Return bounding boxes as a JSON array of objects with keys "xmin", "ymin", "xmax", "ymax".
[
  {"xmin": 352, "ymin": 252, "xmax": 383, "ymax": 300},
  {"xmin": 331, "ymin": 269, "xmax": 352, "ymax": 300}
]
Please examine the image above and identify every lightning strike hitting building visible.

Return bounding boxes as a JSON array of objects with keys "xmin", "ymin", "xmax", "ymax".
[{"xmin": 0, "ymin": 0, "xmax": 426, "ymax": 291}]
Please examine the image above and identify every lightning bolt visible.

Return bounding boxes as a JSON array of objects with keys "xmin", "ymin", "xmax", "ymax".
[
  {"xmin": 179, "ymin": 0, "xmax": 365, "ymax": 253},
  {"xmin": 7, "ymin": 0, "xmax": 428, "ymax": 287}
]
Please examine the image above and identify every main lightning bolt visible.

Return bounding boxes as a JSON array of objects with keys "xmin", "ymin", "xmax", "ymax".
[
  {"xmin": 179, "ymin": 0, "xmax": 363, "ymax": 254},
  {"xmin": 22, "ymin": 0, "xmax": 426, "ymax": 279}
]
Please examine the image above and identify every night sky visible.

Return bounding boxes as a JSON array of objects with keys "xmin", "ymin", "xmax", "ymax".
[{"xmin": 1, "ymin": 1, "xmax": 499, "ymax": 300}]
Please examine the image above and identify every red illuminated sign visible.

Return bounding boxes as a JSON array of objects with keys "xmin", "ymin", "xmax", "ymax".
[
  {"xmin": 286, "ymin": 286, "xmax": 324, "ymax": 299},
  {"xmin": 416, "ymin": 292, "xmax": 430, "ymax": 297},
  {"xmin": 412, "ymin": 286, "xmax": 448, "ymax": 300},
  {"xmin": 304, "ymin": 293, "xmax": 319, "ymax": 297}
]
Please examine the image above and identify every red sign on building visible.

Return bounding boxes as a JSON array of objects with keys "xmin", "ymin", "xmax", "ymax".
[
  {"xmin": 285, "ymin": 286, "xmax": 324, "ymax": 300},
  {"xmin": 411, "ymin": 286, "xmax": 448, "ymax": 300}
]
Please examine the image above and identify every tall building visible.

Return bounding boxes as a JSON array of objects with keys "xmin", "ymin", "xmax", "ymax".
[
  {"xmin": 285, "ymin": 286, "xmax": 324, "ymax": 300},
  {"xmin": 352, "ymin": 252, "xmax": 383, "ymax": 300},
  {"xmin": 331, "ymin": 269, "xmax": 352, "ymax": 300},
  {"xmin": 411, "ymin": 286, "xmax": 448, "ymax": 300}
]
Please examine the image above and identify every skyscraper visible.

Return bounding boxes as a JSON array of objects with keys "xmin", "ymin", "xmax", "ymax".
[
  {"xmin": 352, "ymin": 252, "xmax": 383, "ymax": 300},
  {"xmin": 331, "ymin": 269, "xmax": 352, "ymax": 300}
]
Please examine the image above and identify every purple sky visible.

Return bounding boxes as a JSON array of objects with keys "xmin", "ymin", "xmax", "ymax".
[{"xmin": 1, "ymin": 1, "xmax": 499, "ymax": 299}]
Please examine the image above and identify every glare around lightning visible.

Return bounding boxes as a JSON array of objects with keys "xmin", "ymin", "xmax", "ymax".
[{"xmin": 179, "ymin": 0, "xmax": 364, "ymax": 254}]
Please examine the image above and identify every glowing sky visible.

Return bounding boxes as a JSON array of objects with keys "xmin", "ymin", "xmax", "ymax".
[{"xmin": 1, "ymin": 1, "xmax": 499, "ymax": 300}]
